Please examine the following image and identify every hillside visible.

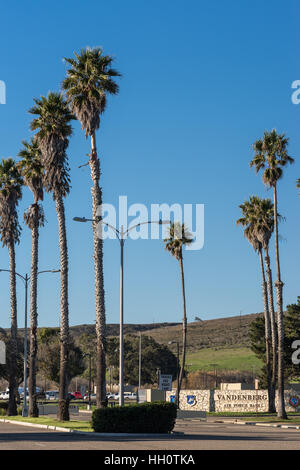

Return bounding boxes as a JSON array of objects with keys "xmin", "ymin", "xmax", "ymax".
[
  {"xmin": 14, "ymin": 312, "xmax": 262, "ymax": 351},
  {"xmin": 11, "ymin": 312, "xmax": 264, "ymax": 373}
]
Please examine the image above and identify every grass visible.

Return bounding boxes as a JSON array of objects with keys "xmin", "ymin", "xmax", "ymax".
[
  {"xmin": 2, "ymin": 416, "xmax": 93, "ymax": 432},
  {"xmin": 186, "ymin": 347, "xmax": 263, "ymax": 372}
]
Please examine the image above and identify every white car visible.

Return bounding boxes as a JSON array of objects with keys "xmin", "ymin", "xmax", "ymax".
[
  {"xmin": 83, "ymin": 393, "xmax": 96, "ymax": 401},
  {"xmin": 127, "ymin": 393, "xmax": 137, "ymax": 400},
  {"xmin": 45, "ymin": 391, "xmax": 59, "ymax": 400},
  {"xmin": 0, "ymin": 391, "xmax": 9, "ymax": 400},
  {"xmin": 106, "ymin": 393, "xmax": 115, "ymax": 400}
]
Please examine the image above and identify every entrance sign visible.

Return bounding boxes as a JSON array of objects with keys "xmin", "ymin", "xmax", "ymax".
[
  {"xmin": 289, "ymin": 396, "xmax": 300, "ymax": 408},
  {"xmin": 186, "ymin": 395, "xmax": 197, "ymax": 406}
]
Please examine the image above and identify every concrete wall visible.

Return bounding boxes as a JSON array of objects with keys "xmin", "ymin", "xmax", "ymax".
[
  {"xmin": 166, "ymin": 390, "xmax": 213, "ymax": 412},
  {"xmin": 166, "ymin": 388, "xmax": 300, "ymax": 412},
  {"xmin": 214, "ymin": 390, "xmax": 268, "ymax": 412}
]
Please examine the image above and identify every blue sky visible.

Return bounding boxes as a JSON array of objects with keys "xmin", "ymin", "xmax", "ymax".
[{"xmin": 0, "ymin": 0, "xmax": 299, "ymax": 329}]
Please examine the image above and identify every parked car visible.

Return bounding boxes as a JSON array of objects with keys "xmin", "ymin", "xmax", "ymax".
[
  {"xmin": 106, "ymin": 393, "xmax": 115, "ymax": 400},
  {"xmin": 127, "ymin": 392, "xmax": 137, "ymax": 400},
  {"xmin": 83, "ymin": 393, "xmax": 96, "ymax": 401},
  {"xmin": 67, "ymin": 392, "xmax": 75, "ymax": 401},
  {"xmin": 0, "ymin": 391, "xmax": 9, "ymax": 400},
  {"xmin": 45, "ymin": 390, "xmax": 59, "ymax": 400},
  {"xmin": 71, "ymin": 391, "xmax": 83, "ymax": 400}
]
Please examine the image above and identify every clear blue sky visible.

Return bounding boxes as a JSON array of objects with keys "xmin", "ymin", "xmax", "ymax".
[{"xmin": 0, "ymin": 0, "xmax": 299, "ymax": 329}]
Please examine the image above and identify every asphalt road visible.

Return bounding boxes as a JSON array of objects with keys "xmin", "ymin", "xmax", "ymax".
[{"xmin": 0, "ymin": 419, "xmax": 300, "ymax": 450}]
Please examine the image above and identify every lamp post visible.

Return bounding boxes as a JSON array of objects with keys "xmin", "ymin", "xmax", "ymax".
[
  {"xmin": 73, "ymin": 216, "xmax": 170, "ymax": 406},
  {"xmin": 209, "ymin": 363, "xmax": 218, "ymax": 389},
  {"xmin": 0, "ymin": 268, "xmax": 60, "ymax": 417},
  {"xmin": 168, "ymin": 340, "xmax": 180, "ymax": 409},
  {"xmin": 83, "ymin": 353, "xmax": 92, "ymax": 410},
  {"xmin": 138, "ymin": 331, "xmax": 142, "ymax": 389}
]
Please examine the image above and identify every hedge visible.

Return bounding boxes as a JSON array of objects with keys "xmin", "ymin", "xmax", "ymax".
[
  {"xmin": 91, "ymin": 401, "xmax": 177, "ymax": 433},
  {"xmin": 0, "ymin": 402, "xmax": 8, "ymax": 416}
]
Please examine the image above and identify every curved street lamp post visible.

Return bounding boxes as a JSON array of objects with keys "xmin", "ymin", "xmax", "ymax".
[{"xmin": 73, "ymin": 216, "xmax": 170, "ymax": 406}]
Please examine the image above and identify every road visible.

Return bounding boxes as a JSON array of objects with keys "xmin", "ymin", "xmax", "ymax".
[{"xmin": 0, "ymin": 418, "xmax": 300, "ymax": 450}]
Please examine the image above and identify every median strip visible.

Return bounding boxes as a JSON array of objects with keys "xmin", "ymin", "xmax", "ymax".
[
  {"xmin": 214, "ymin": 419, "xmax": 300, "ymax": 430},
  {"xmin": 0, "ymin": 418, "xmax": 181, "ymax": 437}
]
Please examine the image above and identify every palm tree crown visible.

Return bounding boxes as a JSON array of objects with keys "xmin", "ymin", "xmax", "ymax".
[
  {"xmin": 164, "ymin": 223, "xmax": 194, "ymax": 259},
  {"xmin": 17, "ymin": 138, "xmax": 44, "ymax": 204},
  {"xmin": 29, "ymin": 92, "xmax": 75, "ymax": 199},
  {"xmin": 237, "ymin": 196, "xmax": 275, "ymax": 251},
  {"xmin": 62, "ymin": 47, "xmax": 121, "ymax": 136},
  {"xmin": 250, "ymin": 129, "xmax": 294, "ymax": 186}
]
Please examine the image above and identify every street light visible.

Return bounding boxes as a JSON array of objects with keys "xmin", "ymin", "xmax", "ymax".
[
  {"xmin": 73, "ymin": 216, "xmax": 170, "ymax": 406},
  {"xmin": 83, "ymin": 353, "xmax": 92, "ymax": 410},
  {"xmin": 209, "ymin": 363, "xmax": 218, "ymax": 389},
  {"xmin": 168, "ymin": 340, "xmax": 180, "ymax": 409},
  {"xmin": 0, "ymin": 268, "xmax": 60, "ymax": 417},
  {"xmin": 138, "ymin": 331, "xmax": 142, "ymax": 390}
]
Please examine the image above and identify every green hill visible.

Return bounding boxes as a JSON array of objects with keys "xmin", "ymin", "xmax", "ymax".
[{"xmin": 13, "ymin": 312, "xmax": 264, "ymax": 373}]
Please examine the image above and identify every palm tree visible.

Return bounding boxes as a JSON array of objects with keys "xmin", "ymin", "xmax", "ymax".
[
  {"xmin": 250, "ymin": 129, "xmax": 294, "ymax": 419},
  {"xmin": 237, "ymin": 196, "xmax": 276, "ymax": 412},
  {"xmin": 62, "ymin": 47, "xmax": 120, "ymax": 407},
  {"xmin": 164, "ymin": 223, "xmax": 193, "ymax": 404},
  {"xmin": 0, "ymin": 158, "xmax": 23, "ymax": 415},
  {"xmin": 17, "ymin": 138, "xmax": 45, "ymax": 417},
  {"xmin": 29, "ymin": 92, "xmax": 75, "ymax": 421},
  {"xmin": 297, "ymin": 179, "xmax": 300, "ymax": 195}
]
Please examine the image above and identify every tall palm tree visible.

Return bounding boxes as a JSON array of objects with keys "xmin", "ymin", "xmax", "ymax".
[
  {"xmin": 237, "ymin": 196, "xmax": 276, "ymax": 412},
  {"xmin": 164, "ymin": 223, "xmax": 193, "ymax": 404},
  {"xmin": 297, "ymin": 179, "xmax": 300, "ymax": 195},
  {"xmin": 29, "ymin": 92, "xmax": 74, "ymax": 421},
  {"xmin": 250, "ymin": 129, "xmax": 294, "ymax": 419},
  {"xmin": 17, "ymin": 138, "xmax": 45, "ymax": 417},
  {"xmin": 62, "ymin": 47, "xmax": 120, "ymax": 407},
  {"xmin": 0, "ymin": 158, "xmax": 23, "ymax": 415}
]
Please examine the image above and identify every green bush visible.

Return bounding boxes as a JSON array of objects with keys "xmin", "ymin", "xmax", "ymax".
[
  {"xmin": 91, "ymin": 401, "xmax": 177, "ymax": 434},
  {"xmin": 0, "ymin": 402, "xmax": 8, "ymax": 415}
]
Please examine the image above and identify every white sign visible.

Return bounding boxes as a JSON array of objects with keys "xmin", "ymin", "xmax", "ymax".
[{"xmin": 159, "ymin": 374, "xmax": 172, "ymax": 391}]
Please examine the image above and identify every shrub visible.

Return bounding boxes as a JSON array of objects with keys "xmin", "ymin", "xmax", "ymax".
[
  {"xmin": 91, "ymin": 401, "xmax": 177, "ymax": 434},
  {"xmin": 0, "ymin": 402, "xmax": 8, "ymax": 415}
]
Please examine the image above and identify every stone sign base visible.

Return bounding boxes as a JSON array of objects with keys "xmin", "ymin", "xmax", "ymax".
[{"xmin": 166, "ymin": 389, "xmax": 300, "ymax": 413}]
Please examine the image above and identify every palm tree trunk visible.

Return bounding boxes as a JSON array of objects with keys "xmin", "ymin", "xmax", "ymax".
[
  {"xmin": 178, "ymin": 253, "xmax": 187, "ymax": 402},
  {"xmin": 264, "ymin": 247, "xmax": 277, "ymax": 413},
  {"xmin": 28, "ymin": 207, "xmax": 39, "ymax": 417},
  {"xmin": 258, "ymin": 248, "xmax": 272, "ymax": 412},
  {"xmin": 56, "ymin": 195, "xmax": 70, "ymax": 421},
  {"xmin": 273, "ymin": 185, "xmax": 287, "ymax": 419},
  {"xmin": 90, "ymin": 132, "xmax": 106, "ymax": 408},
  {"xmin": 7, "ymin": 241, "xmax": 18, "ymax": 416}
]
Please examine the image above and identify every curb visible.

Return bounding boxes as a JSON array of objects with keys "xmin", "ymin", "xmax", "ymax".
[
  {"xmin": 0, "ymin": 419, "xmax": 181, "ymax": 437},
  {"xmin": 215, "ymin": 419, "xmax": 300, "ymax": 430}
]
